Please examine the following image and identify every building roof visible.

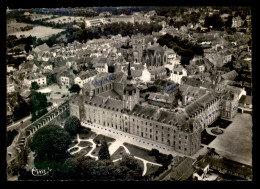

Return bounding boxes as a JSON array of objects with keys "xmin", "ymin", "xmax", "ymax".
[
  {"xmin": 206, "ymin": 156, "xmax": 252, "ymax": 176},
  {"xmin": 25, "ymin": 72, "xmax": 45, "ymax": 80},
  {"xmin": 185, "ymin": 92, "xmax": 219, "ymax": 116},
  {"xmin": 148, "ymin": 93, "xmax": 174, "ymax": 104},
  {"xmin": 221, "ymin": 70, "xmax": 238, "ymax": 81},
  {"xmin": 148, "ymin": 66, "xmax": 166, "ymax": 75},
  {"xmin": 34, "ymin": 43, "xmax": 50, "ymax": 52},
  {"xmin": 239, "ymin": 95, "xmax": 252, "ymax": 105},
  {"xmin": 170, "ymin": 157, "xmax": 196, "ymax": 181}
]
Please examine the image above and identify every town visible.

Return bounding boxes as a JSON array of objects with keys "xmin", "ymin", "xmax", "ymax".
[{"xmin": 6, "ymin": 7, "xmax": 252, "ymax": 181}]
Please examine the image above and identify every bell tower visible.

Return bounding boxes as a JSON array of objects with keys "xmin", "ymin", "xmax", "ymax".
[{"xmin": 123, "ymin": 62, "xmax": 139, "ymax": 111}]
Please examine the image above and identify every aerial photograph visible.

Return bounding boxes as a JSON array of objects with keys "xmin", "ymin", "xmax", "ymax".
[{"xmin": 6, "ymin": 6, "xmax": 252, "ymax": 181}]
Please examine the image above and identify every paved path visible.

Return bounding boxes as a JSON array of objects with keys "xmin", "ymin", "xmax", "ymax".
[
  {"xmin": 68, "ymin": 134, "xmax": 98, "ymax": 160},
  {"xmin": 81, "ymin": 121, "xmax": 185, "ymax": 157},
  {"xmin": 111, "ymin": 144, "xmax": 162, "ymax": 176}
]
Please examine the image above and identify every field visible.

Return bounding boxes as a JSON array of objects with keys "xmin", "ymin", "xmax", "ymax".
[
  {"xmin": 46, "ymin": 16, "xmax": 85, "ymax": 24},
  {"xmin": 7, "ymin": 20, "xmax": 32, "ymax": 34},
  {"xmin": 8, "ymin": 26, "xmax": 65, "ymax": 39}
]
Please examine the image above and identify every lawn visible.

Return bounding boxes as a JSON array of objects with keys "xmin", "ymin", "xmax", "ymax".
[
  {"xmin": 73, "ymin": 147, "xmax": 92, "ymax": 157},
  {"xmin": 111, "ymin": 146, "xmax": 127, "ymax": 161},
  {"xmin": 146, "ymin": 163, "xmax": 160, "ymax": 176},
  {"xmin": 78, "ymin": 141, "xmax": 92, "ymax": 148},
  {"xmin": 9, "ymin": 26, "xmax": 65, "ymax": 39},
  {"xmin": 91, "ymin": 142, "xmax": 113, "ymax": 156},
  {"xmin": 208, "ymin": 118, "xmax": 232, "ymax": 129},
  {"xmin": 93, "ymin": 134, "xmax": 116, "ymax": 144},
  {"xmin": 201, "ymin": 129, "xmax": 216, "ymax": 145},
  {"xmin": 123, "ymin": 142, "xmax": 158, "ymax": 163},
  {"xmin": 79, "ymin": 130, "xmax": 97, "ymax": 140}
]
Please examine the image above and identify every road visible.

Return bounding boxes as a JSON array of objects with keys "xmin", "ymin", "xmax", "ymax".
[{"xmin": 7, "ymin": 106, "xmax": 55, "ymax": 131}]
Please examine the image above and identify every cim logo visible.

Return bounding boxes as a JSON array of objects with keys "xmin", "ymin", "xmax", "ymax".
[{"xmin": 31, "ymin": 167, "xmax": 52, "ymax": 176}]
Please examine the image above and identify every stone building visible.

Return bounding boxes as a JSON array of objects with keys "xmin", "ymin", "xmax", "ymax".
[{"xmin": 70, "ymin": 63, "xmax": 203, "ymax": 156}]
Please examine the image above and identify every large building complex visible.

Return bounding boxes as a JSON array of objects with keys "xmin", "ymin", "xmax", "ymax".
[{"xmin": 69, "ymin": 62, "xmax": 245, "ymax": 156}]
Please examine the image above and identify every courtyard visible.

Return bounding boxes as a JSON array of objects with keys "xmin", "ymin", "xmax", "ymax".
[
  {"xmin": 208, "ymin": 113, "xmax": 252, "ymax": 166},
  {"xmin": 66, "ymin": 123, "xmax": 184, "ymax": 176},
  {"xmin": 45, "ymin": 84, "xmax": 71, "ymax": 106}
]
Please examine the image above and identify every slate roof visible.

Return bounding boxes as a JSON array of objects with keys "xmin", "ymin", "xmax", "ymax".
[
  {"xmin": 221, "ymin": 70, "xmax": 238, "ymax": 81},
  {"xmin": 170, "ymin": 157, "xmax": 196, "ymax": 181},
  {"xmin": 148, "ymin": 66, "xmax": 166, "ymax": 75},
  {"xmin": 185, "ymin": 92, "xmax": 220, "ymax": 116},
  {"xmin": 148, "ymin": 93, "xmax": 174, "ymax": 103},
  {"xmin": 25, "ymin": 72, "xmax": 45, "ymax": 80},
  {"xmin": 239, "ymin": 95, "xmax": 252, "ymax": 105},
  {"xmin": 34, "ymin": 43, "xmax": 50, "ymax": 52}
]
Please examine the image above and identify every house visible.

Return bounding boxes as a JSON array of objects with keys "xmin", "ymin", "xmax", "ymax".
[
  {"xmin": 193, "ymin": 158, "xmax": 210, "ymax": 180},
  {"xmin": 41, "ymin": 62, "xmax": 53, "ymax": 71},
  {"xmin": 66, "ymin": 57, "xmax": 78, "ymax": 68},
  {"xmin": 74, "ymin": 70, "xmax": 98, "ymax": 88},
  {"xmin": 147, "ymin": 66, "xmax": 167, "ymax": 81},
  {"xmin": 238, "ymin": 95, "xmax": 252, "ymax": 114},
  {"xmin": 23, "ymin": 72, "xmax": 47, "ymax": 87},
  {"xmin": 221, "ymin": 70, "xmax": 238, "ymax": 81},
  {"xmin": 167, "ymin": 157, "xmax": 196, "ymax": 181},
  {"xmin": 93, "ymin": 57, "xmax": 108, "ymax": 73},
  {"xmin": 58, "ymin": 70, "xmax": 75, "ymax": 87},
  {"xmin": 170, "ymin": 65, "xmax": 187, "ymax": 84},
  {"xmin": 26, "ymin": 54, "xmax": 34, "ymax": 61},
  {"xmin": 7, "ymin": 77, "xmax": 15, "ymax": 94},
  {"xmin": 32, "ymin": 43, "xmax": 50, "ymax": 54},
  {"xmin": 85, "ymin": 17, "xmax": 105, "ymax": 27}
]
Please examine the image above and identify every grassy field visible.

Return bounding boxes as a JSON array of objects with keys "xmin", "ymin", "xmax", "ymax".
[
  {"xmin": 93, "ymin": 134, "xmax": 116, "ymax": 144},
  {"xmin": 7, "ymin": 20, "xmax": 32, "ymax": 34},
  {"xmin": 8, "ymin": 26, "xmax": 65, "ymax": 39},
  {"xmin": 201, "ymin": 129, "xmax": 217, "ymax": 145},
  {"xmin": 123, "ymin": 142, "xmax": 158, "ymax": 163},
  {"xmin": 146, "ymin": 163, "xmax": 160, "ymax": 176},
  {"xmin": 78, "ymin": 141, "xmax": 92, "ymax": 147},
  {"xmin": 111, "ymin": 146, "xmax": 127, "ymax": 160}
]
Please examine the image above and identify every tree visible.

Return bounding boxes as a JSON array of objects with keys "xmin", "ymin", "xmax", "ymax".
[
  {"xmin": 30, "ymin": 125, "xmax": 71, "ymax": 169},
  {"xmin": 98, "ymin": 140, "xmax": 110, "ymax": 160},
  {"xmin": 69, "ymin": 84, "xmax": 81, "ymax": 94},
  {"xmin": 64, "ymin": 116, "xmax": 81, "ymax": 136},
  {"xmin": 31, "ymin": 81, "xmax": 40, "ymax": 90}
]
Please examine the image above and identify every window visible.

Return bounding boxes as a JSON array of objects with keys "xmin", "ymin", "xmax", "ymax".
[
  {"xmin": 156, "ymin": 136, "xmax": 158, "ymax": 140},
  {"xmin": 162, "ymin": 138, "xmax": 164, "ymax": 142},
  {"xmin": 168, "ymin": 128, "xmax": 170, "ymax": 131},
  {"xmin": 184, "ymin": 148, "xmax": 187, "ymax": 151},
  {"xmin": 150, "ymin": 135, "xmax": 152, "ymax": 138},
  {"xmin": 150, "ymin": 129, "xmax": 152, "ymax": 132},
  {"xmin": 185, "ymin": 136, "xmax": 187, "ymax": 139},
  {"xmin": 179, "ymin": 140, "xmax": 181, "ymax": 144},
  {"xmin": 179, "ymin": 146, "xmax": 181, "ymax": 150},
  {"xmin": 156, "ymin": 131, "xmax": 158, "ymax": 134}
]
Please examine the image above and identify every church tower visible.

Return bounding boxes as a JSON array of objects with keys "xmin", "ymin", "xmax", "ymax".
[{"xmin": 123, "ymin": 62, "xmax": 139, "ymax": 111}]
